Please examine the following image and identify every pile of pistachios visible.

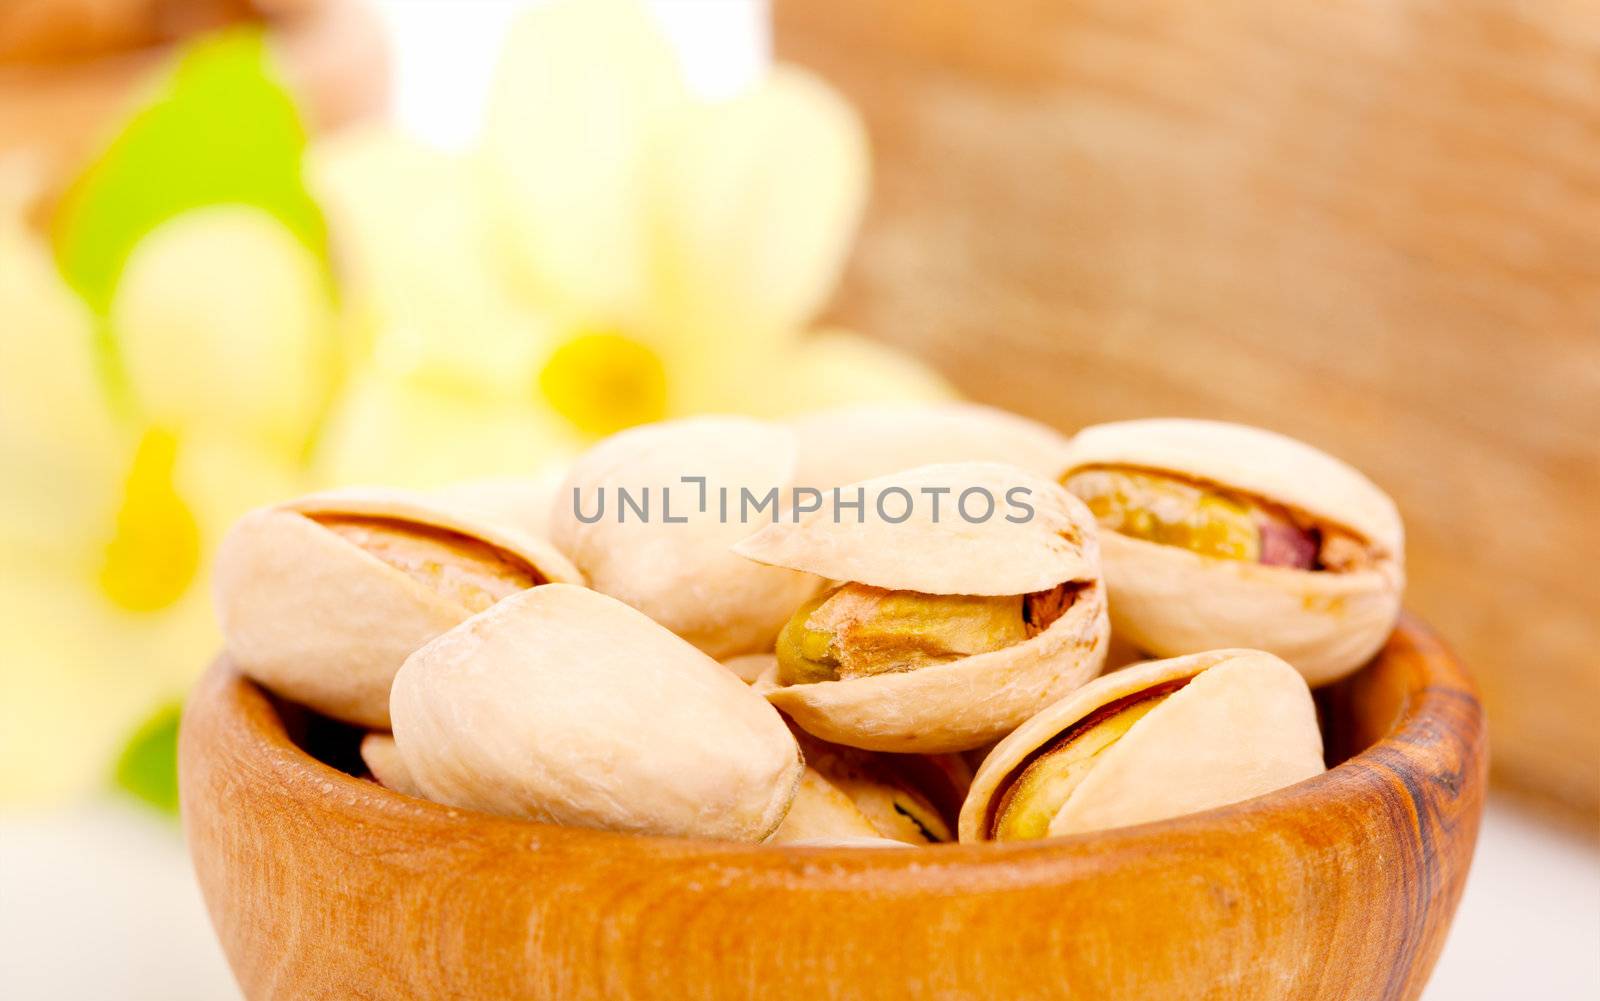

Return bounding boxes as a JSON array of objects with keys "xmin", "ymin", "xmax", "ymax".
[{"xmin": 214, "ymin": 405, "xmax": 1403, "ymax": 846}]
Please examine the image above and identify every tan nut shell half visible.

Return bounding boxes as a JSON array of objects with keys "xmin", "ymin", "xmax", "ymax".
[
  {"xmin": 1064, "ymin": 419, "xmax": 1404, "ymax": 686},
  {"xmin": 359, "ymin": 733, "xmax": 423, "ymax": 798},
  {"xmin": 737, "ymin": 463, "xmax": 1110, "ymax": 753},
  {"xmin": 390, "ymin": 584, "xmax": 803, "ymax": 841},
  {"xmin": 766, "ymin": 767, "xmax": 882, "ymax": 843},
  {"xmin": 548, "ymin": 416, "xmax": 820, "ymax": 659},
  {"xmin": 213, "ymin": 487, "xmax": 582, "ymax": 728},
  {"xmin": 958, "ymin": 649, "xmax": 1326, "ymax": 842},
  {"xmin": 789, "ymin": 402, "xmax": 1073, "ymax": 491}
]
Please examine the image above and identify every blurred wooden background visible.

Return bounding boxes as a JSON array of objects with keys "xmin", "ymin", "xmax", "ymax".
[{"xmin": 776, "ymin": 0, "xmax": 1600, "ymax": 826}]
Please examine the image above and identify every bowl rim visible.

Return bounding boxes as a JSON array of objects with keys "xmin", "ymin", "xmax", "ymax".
[{"xmin": 184, "ymin": 613, "xmax": 1483, "ymax": 881}]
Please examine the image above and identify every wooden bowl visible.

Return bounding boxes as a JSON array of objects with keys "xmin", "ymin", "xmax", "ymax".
[{"xmin": 180, "ymin": 616, "xmax": 1486, "ymax": 1000}]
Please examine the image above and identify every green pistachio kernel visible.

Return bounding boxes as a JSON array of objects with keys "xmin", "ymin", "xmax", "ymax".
[{"xmin": 775, "ymin": 583, "xmax": 1031, "ymax": 687}]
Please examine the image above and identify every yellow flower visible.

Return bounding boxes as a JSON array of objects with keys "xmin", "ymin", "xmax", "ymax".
[
  {"xmin": 308, "ymin": 0, "xmax": 951, "ymax": 487},
  {"xmin": 0, "ymin": 165, "xmax": 322, "ymax": 805}
]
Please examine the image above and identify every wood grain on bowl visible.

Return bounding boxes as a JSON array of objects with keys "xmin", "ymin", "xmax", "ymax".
[
  {"xmin": 180, "ymin": 617, "xmax": 1485, "ymax": 1001},
  {"xmin": 773, "ymin": 0, "xmax": 1598, "ymax": 823}
]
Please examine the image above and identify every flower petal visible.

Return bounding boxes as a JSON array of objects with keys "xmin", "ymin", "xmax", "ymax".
[
  {"xmin": 0, "ymin": 570, "xmax": 212, "ymax": 806},
  {"xmin": 646, "ymin": 67, "xmax": 869, "ymax": 354},
  {"xmin": 112, "ymin": 205, "xmax": 337, "ymax": 456},
  {"xmin": 753, "ymin": 329, "xmax": 956, "ymax": 416},
  {"xmin": 0, "ymin": 165, "xmax": 127, "ymax": 560},
  {"xmin": 481, "ymin": 0, "xmax": 687, "ymax": 322},
  {"xmin": 314, "ymin": 372, "xmax": 580, "ymax": 489},
  {"xmin": 310, "ymin": 128, "xmax": 551, "ymax": 397}
]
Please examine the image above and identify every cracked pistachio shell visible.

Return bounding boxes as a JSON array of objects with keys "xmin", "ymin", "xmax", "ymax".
[
  {"xmin": 790, "ymin": 727, "xmax": 970, "ymax": 844},
  {"xmin": 1063, "ymin": 419, "xmax": 1405, "ymax": 685},
  {"xmin": 214, "ymin": 487, "xmax": 582, "ymax": 728},
  {"xmin": 425, "ymin": 468, "xmax": 568, "ymax": 543},
  {"xmin": 721, "ymin": 653, "xmax": 776, "ymax": 684},
  {"xmin": 789, "ymin": 402, "xmax": 1073, "ymax": 491},
  {"xmin": 359, "ymin": 733, "xmax": 423, "ymax": 798},
  {"xmin": 959, "ymin": 649, "xmax": 1326, "ymax": 842},
  {"xmin": 736, "ymin": 463, "xmax": 1110, "ymax": 753},
  {"xmin": 548, "ymin": 416, "xmax": 821, "ymax": 659},
  {"xmin": 767, "ymin": 767, "xmax": 882, "ymax": 843},
  {"xmin": 390, "ymin": 584, "xmax": 803, "ymax": 841}
]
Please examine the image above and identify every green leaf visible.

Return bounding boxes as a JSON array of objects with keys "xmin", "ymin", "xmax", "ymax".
[
  {"xmin": 114, "ymin": 701, "xmax": 183, "ymax": 816},
  {"xmin": 51, "ymin": 29, "xmax": 329, "ymax": 317}
]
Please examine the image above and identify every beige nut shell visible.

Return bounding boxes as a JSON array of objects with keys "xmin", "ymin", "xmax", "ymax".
[
  {"xmin": 548, "ymin": 416, "xmax": 820, "ymax": 659},
  {"xmin": 213, "ymin": 487, "xmax": 581, "ymax": 729},
  {"xmin": 766, "ymin": 767, "xmax": 882, "ymax": 843},
  {"xmin": 739, "ymin": 463, "xmax": 1110, "ymax": 753},
  {"xmin": 959, "ymin": 649, "xmax": 1326, "ymax": 842},
  {"xmin": 736, "ymin": 462, "xmax": 1098, "ymax": 596},
  {"xmin": 358, "ymin": 733, "xmax": 423, "ymax": 798},
  {"xmin": 789, "ymin": 402, "xmax": 1073, "ymax": 490},
  {"xmin": 1063, "ymin": 419, "xmax": 1404, "ymax": 686},
  {"xmin": 390, "ymin": 584, "xmax": 803, "ymax": 842}
]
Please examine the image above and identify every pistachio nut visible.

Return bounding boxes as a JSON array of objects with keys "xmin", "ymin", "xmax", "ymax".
[
  {"xmin": 736, "ymin": 462, "xmax": 1110, "ymax": 753},
  {"xmin": 1062, "ymin": 419, "xmax": 1404, "ymax": 685},
  {"xmin": 767, "ymin": 767, "xmax": 882, "ymax": 843},
  {"xmin": 959, "ymin": 649, "xmax": 1325, "ymax": 842},
  {"xmin": 789, "ymin": 402, "xmax": 1073, "ymax": 491},
  {"xmin": 721, "ymin": 653, "xmax": 776, "ymax": 684},
  {"xmin": 213, "ymin": 487, "xmax": 582, "ymax": 728},
  {"xmin": 425, "ymin": 469, "xmax": 567, "ymax": 543},
  {"xmin": 789, "ymin": 726, "xmax": 970, "ymax": 845},
  {"xmin": 548, "ymin": 416, "xmax": 821, "ymax": 659},
  {"xmin": 390, "ymin": 584, "xmax": 803, "ymax": 841},
  {"xmin": 358, "ymin": 732, "xmax": 423, "ymax": 798}
]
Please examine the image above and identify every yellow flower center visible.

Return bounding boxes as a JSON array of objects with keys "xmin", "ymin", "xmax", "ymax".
[
  {"xmin": 537, "ymin": 331, "xmax": 667, "ymax": 437},
  {"xmin": 99, "ymin": 428, "xmax": 200, "ymax": 613}
]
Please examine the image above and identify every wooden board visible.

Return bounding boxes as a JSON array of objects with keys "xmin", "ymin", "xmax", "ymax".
[
  {"xmin": 180, "ymin": 618, "xmax": 1485, "ymax": 1000},
  {"xmin": 774, "ymin": 0, "xmax": 1600, "ymax": 824}
]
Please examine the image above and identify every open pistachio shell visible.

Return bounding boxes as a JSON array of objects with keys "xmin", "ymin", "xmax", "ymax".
[
  {"xmin": 959, "ymin": 649, "xmax": 1325, "ymax": 842},
  {"xmin": 721, "ymin": 653, "xmax": 776, "ymax": 684},
  {"xmin": 789, "ymin": 402, "xmax": 1073, "ymax": 490},
  {"xmin": 390, "ymin": 584, "xmax": 803, "ymax": 841},
  {"xmin": 766, "ymin": 767, "xmax": 882, "ymax": 843},
  {"xmin": 359, "ymin": 732, "xmax": 423, "ymax": 798},
  {"xmin": 789, "ymin": 727, "xmax": 970, "ymax": 844},
  {"xmin": 1063, "ymin": 419, "xmax": 1404, "ymax": 686},
  {"xmin": 737, "ymin": 463, "xmax": 1110, "ymax": 752},
  {"xmin": 548, "ymin": 417, "xmax": 821, "ymax": 659},
  {"xmin": 425, "ymin": 468, "xmax": 568, "ymax": 543},
  {"xmin": 214, "ymin": 487, "xmax": 582, "ymax": 728}
]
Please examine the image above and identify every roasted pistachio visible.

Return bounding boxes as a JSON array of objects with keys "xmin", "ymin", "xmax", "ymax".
[
  {"xmin": 789, "ymin": 402, "xmax": 1073, "ymax": 491},
  {"xmin": 767, "ymin": 767, "xmax": 881, "ymax": 843},
  {"xmin": 737, "ymin": 462, "xmax": 1110, "ymax": 753},
  {"xmin": 359, "ymin": 732, "xmax": 423, "ymax": 798},
  {"xmin": 1062, "ymin": 419, "xmax": 1404, "ymax": 685},
  {"xmin": 390, "ymin": 584, "xmax": 803, "ymax": 841},
  {"xmin": 959, "ymin": 649, "xmax": 1326, "ymax": 842},
  {"xmin": 214, "ymin": 488, "xmax": 581, "ymax": 728},
  {"xmin": 548, "ymin": 417, "xmax": 820, "ymax": 659},
  {"xmin": 789, "ymin": 728, "xmax": 967, "ymax": 844},
  {"xmin": 775, "ymin": 586, "xmax": 1030, "ymax": 686}
]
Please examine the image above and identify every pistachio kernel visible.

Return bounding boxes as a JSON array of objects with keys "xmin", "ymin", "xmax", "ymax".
[
  {"xmin": 314, "ymin": 515, "xmax": 545, "ymax": 613},
  {"xmin": 989, "ymin": 678, "xmax": 1189, "ymax": 840},
  {"xmin": 775, "ymin": 582, "xmax": 1075, "ymax": 687},
  {"xmin": 1064, "ymin": 468, "xmax": 1342, "ymax": 569}
]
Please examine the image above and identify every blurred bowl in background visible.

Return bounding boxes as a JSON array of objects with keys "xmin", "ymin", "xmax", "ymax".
[{"xmin": 0, "ymin": 0, "xmax": 386, "ymax": 181}]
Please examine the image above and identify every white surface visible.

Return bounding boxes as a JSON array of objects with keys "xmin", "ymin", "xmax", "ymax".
[
  {"xmin": 0, "ymin": 798, "xmax": 1595, "ymax": 999},
  {"xmin": 376, "ymin": 0, "xmax": 769, "ymax": 151}
]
